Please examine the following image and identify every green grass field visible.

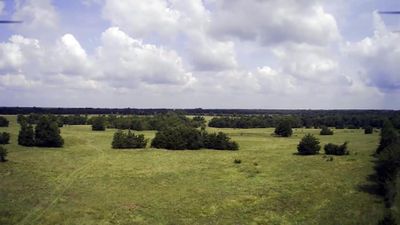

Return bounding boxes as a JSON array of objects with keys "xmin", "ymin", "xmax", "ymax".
[{"xmin": 0, "ymin": 116, "xmax": 385, "ymax": 225}]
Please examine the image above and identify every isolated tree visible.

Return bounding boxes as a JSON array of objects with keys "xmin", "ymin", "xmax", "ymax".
[
  {"xmin": 324, "ymin": 142, "xmax": 349, "ymax": 155},
  {"xmin": 18, "ymin": 123, "xmax": 35, "ymax": 146},
  {"xmin": 92, "ymin": 116, "xmax": 106, "ymax": 131},
  {"xmin": 0, "ymin": 146, "xmax": 7, "ymax": 162},
  {"xmin": 297, "ymin": 134, "xmax": 321, "ymax": 155},
  {"xmin": 35, "ymin": 116, "xmax": 64, "ymax": 147},
  {"xmin": 0, "ymin": 132, "xmax": 10, "ymax": 144},
  {"xmin": 320, "ymin": 126, "xmax": 334, "ymax": 135},
  {"xmin": 0, "ymin": 116, "xmax": 9, "ymax": 127},
  {"xmin": 274, "ymin": 119, "xmax": 293, "ymax": 137}
]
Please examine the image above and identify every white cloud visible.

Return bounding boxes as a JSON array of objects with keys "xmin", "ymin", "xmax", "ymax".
[
  {"xmin": 344, "ymin": 13, "xmax": 400, "ymax": 91},
  {"xmin": 209, "ymin": 0, "xmax": 340, "ymax": 46},
  {"xmin": 95, "ymin": 27, "xmax": 195, "ymax": 87},
  {"xmin": 102, "ymin": 0, "xmax": 181, "ymax": 38},
  {"xmin": 12, "ymin": 0, "xmax": 59, "ymax": 36}
]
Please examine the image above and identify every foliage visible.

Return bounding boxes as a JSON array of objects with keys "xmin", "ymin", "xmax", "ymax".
[
  {"xmin": 91, "ymin": 116, "xmax": 106, "ymax": 131},
  {"xmin": 320, "ymin": 126, "xmax": 334, "ymax": 135},
  {"xmin": 112, "ymin": 130, "xmax": 147, "ymax": 149},
  {"xmin": 0, "ymin": 116, "xmax": 9, "ymax": 127},
  {"xmin": 324, "ymin": 142, "xmax": 349, "ymax": 155},
  {"xmin": 364, "ymin": 126, "xmax": 373, "ymax": 134},
  {"xmin": 0, "ymin": 132, "xmax": 10, "ymax": 144},
  {"xmin": 377, "ymin": 120, "xmax": 398, "ymax": 155},
  {"xmin": 203, "ymin": 132, "xmax": 239, "ymax": 150},
  {"xmin": 375, "ymin": 141, "xmax": 400, "ymax": 207},
  {"xmin": 378, "ymin": 213, "xmax": 397, "ymax": 225},
  {"xmin": 151, "ymin": 126, "xmax": 238, "ymax": 151},
  {"xmin": 151, "ymin": 126, "xmax": 203, "ymax": 150},
  {"xmin": 18, "ymin": 123, "xmax": 35, "ymax": 146},
  {"xmin": 274, "ymin": 119, "xmax": 293, "ymax": 137},
  {"xmin": 35, "ymin": 116, "xmax": 64, "ymax": 147},
  {"xmin": 297, "ymin": 134, "xmax": 321, "ymax": 155},
  {"xmin": 0, "ymin": 146, "xmax": 7, "ymax": 162}
]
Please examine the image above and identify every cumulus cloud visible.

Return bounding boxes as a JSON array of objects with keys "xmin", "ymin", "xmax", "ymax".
[
  {"xmin": 101, "ymin": 0, "xmax": 238, "ymax": 72},
  {"xmin": 209, "ymin": 0, "xmax": 340, "ymax": 46},
  {"xmin": 344, "ymin": 13, "xmax": 400, "ymax": 91},
  {"xmin": 12, "ymin": 0, "xmax": 59, "ymax": 36},
  {"xmin": 95, "ymin": 27, "xmax": 195, "ymax": 87}
]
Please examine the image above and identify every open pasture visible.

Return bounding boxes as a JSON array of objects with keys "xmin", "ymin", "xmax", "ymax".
[{"xmin": 0, "ymin": 116, "xmax": 384, "ymax": 225}]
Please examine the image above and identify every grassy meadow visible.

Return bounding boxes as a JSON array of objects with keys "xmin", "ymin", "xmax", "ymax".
[{"xmin": 0, "ymin": 115, "xmax": 385, "ymax": 225}]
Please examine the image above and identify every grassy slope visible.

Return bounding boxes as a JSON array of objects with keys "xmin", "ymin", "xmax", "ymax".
[{"xmin": 0, "ymin": 116, "xmax": 385, "ymax": 225}]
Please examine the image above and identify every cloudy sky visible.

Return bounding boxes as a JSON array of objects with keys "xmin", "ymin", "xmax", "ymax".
[{"xmin": 0, "ymin": 0, "xmax": 399, "ymax": 109}]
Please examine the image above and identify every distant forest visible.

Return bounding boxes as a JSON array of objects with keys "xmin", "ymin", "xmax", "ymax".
[{"xmin": 0, "ymin": 107, "xmax": 398, "ymax": 116}]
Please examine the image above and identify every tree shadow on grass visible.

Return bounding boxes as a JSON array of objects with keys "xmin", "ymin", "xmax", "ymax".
[{"xmin": 357, "ymin": 174, "xmax": 383, "ymax": 197}]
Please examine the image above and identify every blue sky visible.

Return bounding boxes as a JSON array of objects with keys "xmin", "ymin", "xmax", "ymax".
[{"xmin": 0, "ymin": 0, "xmax": 399, "ymax": 109}]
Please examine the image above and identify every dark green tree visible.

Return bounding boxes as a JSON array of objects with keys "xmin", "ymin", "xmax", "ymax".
[
  {"xmin": 92, "ymin": 116, "xmax": 106, "ymax": 131},
  {"xmin": 35, "ymin": 117, "xmax": 64, "ymax": 147},
  {"xmin": 377, "ymin": 120, "xmax": 398, "ymax": 154},
  {"xmin": 0, "ymin": 116, "xmax": 9, "ymax": 127},
  {"xmin": 324, "ymin": 142, "xmax": 349, "ymax": 155},
  {"xmin": 297, "ymin": 134, "xmax": 321, "ymax": 155},
  {"xmin": 18, "ymin": 123, "xmax": 35, "ymax": 146},
  {"xmin": 274, "ymin": 119, "xmax": 293, "ymax": 137},
  {"xmin": 364, "ymin": 126, "xmax": 373, "ymax": 134},
  {"xmin": 112, "ymin": 130, "xmax": 125, "ymax": 149},
  {"xmin": 320, "ymin": 126, "xmax": 334, "ymax": 135},
  {"xmin": 0, "ymin": 132, "xmax": 10, "ymax": 144},
  {"xmin": 0, "ymin": 146, "xmax": 7, "ymax": 162}
]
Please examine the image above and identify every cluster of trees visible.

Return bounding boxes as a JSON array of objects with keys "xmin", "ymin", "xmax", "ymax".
[
  {"xmin": 297, "ymin": 134, "xmax": 350, "ymax": 156},
  {"xmin": 151, "ymin": 126, "xmax": 238, "ymax": 150},
  {"xmin": 91, "ymin": 116, "xmax": 106, "ymax": 131},
  {"xmin": 373, "ymin": 120, "xmax": 399, "ymax": 224},
  {"xmin": 18, "ymin": 116, "xmax": 64, "ymax": 147},
  {"xmin": 112, "ymin": 130, "xmax": 147, "ymax": 149},
  {"xmin": 0, "ymin": 116, "xmax": 9, "ymax": 127},
  {"xmin": 208, "ymin": 113, "xmax": 400, "ymax": 130}
]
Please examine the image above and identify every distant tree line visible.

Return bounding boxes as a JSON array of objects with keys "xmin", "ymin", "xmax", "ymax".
[{"xmin": 208, "ymin": 113, "xmax": 400, "ymax": 129}]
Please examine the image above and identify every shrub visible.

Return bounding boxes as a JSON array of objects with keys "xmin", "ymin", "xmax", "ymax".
[
  {"xmin": 112, "ymin": 130, "xmax": 147, "ymax": 149},
  {"xmin": 0, "ymin": 132, "xmax": 10, "ymax": 144},
  {"xmin": 92, "ymin": 116, "xmax": 106, "ymax": 131},
  {"xmin": 0, "ymin": 116, "xmax": 9, "ymax": 127},
  {"xmin": 274, "ymin": 119, "xmax": 293, "ymax": 137},
  {"xmin": 0, "ymin": 146, "xmax": 7, "ymax": 162},
  {"xmin": 297, "ymin": 134, "xmax": 321, "ymax": 155},
  {"xmin": 151, "ymin": 126, "xmax": 239, "ymax": 151},
  {"xmin": 324, "ymin": 142, "xmax": 349, "ymax": 155},
  {"xmin": 35, "ymin": 116, "xmax": 64, "ymax": 147},
  {"xmin": 18, "ymin": 123, "xmax": 35, "ymax": 146},
  {"xmin": 234, "ymin": 159, "xmax": 242, "ymax": 164},
  {"xmin": 377, "ymin": 120, "xmax": 398, "ymax": 154},
  {"xmin": 151, "ymin": 126, "xmax": 203, "ymax": 150},
  {"xmin": 203, "ymin": 132, "xmax": 239, "ymax": 151},
  {"xmin": 320, "ymin": 126, "xmax": 334, "ymax": 135},
  {"xmin": 364, "ymin": 126, "xmax": 373, "ymax": 134}
]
